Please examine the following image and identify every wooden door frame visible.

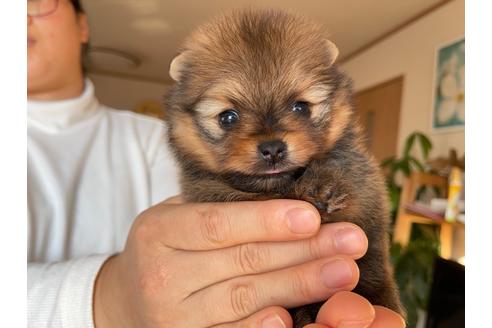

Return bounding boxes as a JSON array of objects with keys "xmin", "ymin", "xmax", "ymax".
[
  {"xmin": 355, "ymin": 75, "xmax": 404, "ymax": 97},
  {"xmin": 354, "ymin": 75, "xmax": 404, "ymax": 161}
]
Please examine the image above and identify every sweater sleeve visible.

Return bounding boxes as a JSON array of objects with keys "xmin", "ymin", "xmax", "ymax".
[
  {"xmin": 28, "ymin": 255, "xmax": 110, "ymax": 328},
  {"xmin": 147, "ymin": 123, "xmax": 181, "ymax": 204}
]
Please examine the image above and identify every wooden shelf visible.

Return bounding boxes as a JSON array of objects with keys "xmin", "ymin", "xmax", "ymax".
[{"xmin": 393, "ymin": 172, "xmax": 464, "ymax": 259}]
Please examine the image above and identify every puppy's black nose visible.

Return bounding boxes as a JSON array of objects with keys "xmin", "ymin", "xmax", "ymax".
[{"xmin": 258, "ymin": 140, "xmax": 287, "ymax": 164}]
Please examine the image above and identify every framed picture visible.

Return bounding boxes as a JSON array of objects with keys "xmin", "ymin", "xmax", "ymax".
[{"xmin": 431, "ymin": 37, "xmax": 465, "ymax": 131}]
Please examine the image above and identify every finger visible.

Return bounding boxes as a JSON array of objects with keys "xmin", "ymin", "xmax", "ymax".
[
  {"xmin": 146, "ymin": 199, "xmax": 320, "ymax": 250},
  {"xmin": 162, "ymin": 194, "xmax": 185, "ymax": 204},
  {"xmin": 175, "ymin": 223, "xmax": 367, "ymax": 291},
  {"xmin": 212, "ymin": 306, "xmax": 292, "ymax": 328},
  {"xmin": 185, "ymin": 256, "xmax": 359, "ymax": 326},
  {"xmin": 370, "ymin": 306, "xmax": 406, "ymax": 328},
  {"xmin": 315, "ymin": 291, "xmax": 375, "ymax": 328}
]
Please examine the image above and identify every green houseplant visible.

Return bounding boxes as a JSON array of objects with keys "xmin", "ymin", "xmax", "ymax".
[
  {"xmin": 381, "ymin": 131, "xmax": 433, "ymax": 219},
  {"xmin": 381, "ymin": 131, "xmax": 440, "ymax": 327}
]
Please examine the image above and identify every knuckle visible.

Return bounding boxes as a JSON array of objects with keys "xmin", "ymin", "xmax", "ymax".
[
  {"xmin": 306, "ymin": 237, "xmax": 323, "ymax": 259},
  {"xmin": 132, "ymin": 213, "xmax": 154, "ymax": 242},
  {"xmin": 235, "ymin": 243, "xmax": 267, "ymax": 273},
  {"xmin": 258, "ymin": 210, "xmax": 275, "ymax": 236},
  {"xmin": 290, "ymin": 268, "xmax": 313, "ymax": 300},
  {"xmin": 229, "ymin": 281, "xmax": 259, "ymax": 318},
  {"xmin": 199, "ymin": 207, "xmax": 231, "ymax": 246}
]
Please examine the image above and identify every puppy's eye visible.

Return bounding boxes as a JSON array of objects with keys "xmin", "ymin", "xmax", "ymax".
[
  {"xmin": 218, "ymin": 109, "xmax": 239, "ymax": 128},
  {"xmin": 292, "ymin": 101, "xmax": 310, "ymax": 115}
]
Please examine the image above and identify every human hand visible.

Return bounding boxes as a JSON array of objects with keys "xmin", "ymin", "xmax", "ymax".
[
  {"xmin": 93, "ymin": 197, "xmax": 368, "ymax": 327},
  {"xmin": 304, "ymin": 291, "xmax": 405, "ymax": 328}
]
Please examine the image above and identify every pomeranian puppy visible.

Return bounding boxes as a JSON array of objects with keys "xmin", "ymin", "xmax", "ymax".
[{"xmin": 164, "ymin": 9, "xmax": 404, "ymax": 326}]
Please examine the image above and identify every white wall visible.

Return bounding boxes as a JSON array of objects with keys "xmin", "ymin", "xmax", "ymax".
[
  {"xmin": 340, "ymin": 0, "xmax": 465, "ymax": 261},
  {"xmin": 340, "ymin": 0, "xmax": 465, "ymax": 159},
  {"xmin": 89, "ymin": 73, "xmax": 170, "ymax": 111},
  {"xmin": 90, "ymin": 0, "xmax": 465, "ymax": 160}
]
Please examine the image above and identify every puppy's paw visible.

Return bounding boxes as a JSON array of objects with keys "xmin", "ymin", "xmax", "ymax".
[
  {"xmin": 295, "ymin": 181, "xmax": 349, "ymax": 218},
  {"xmin": 312, "ymin": 185, "xmax": 349, "ymax": 214}
]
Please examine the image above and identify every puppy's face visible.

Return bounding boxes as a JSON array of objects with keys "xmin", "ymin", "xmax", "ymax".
[{"xmin": 166, "ymin": 10, "xmax": 353, "ymax": 177}]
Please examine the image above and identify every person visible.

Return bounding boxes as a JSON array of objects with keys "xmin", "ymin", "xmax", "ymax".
[{"xmin": 27, "ymin": 0, "xmax": 405, "ymax": 327}]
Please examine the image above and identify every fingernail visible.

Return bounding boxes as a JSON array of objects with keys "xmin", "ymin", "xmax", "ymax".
[
  {"xmin": 286, "ymin": 208, "xmax": 319, "ymax": 234},
  {"xmin": 261, "ymin": 314, "xmax": 286, "ymax": 328},
  {"xmin": 335, "ymin": 228, "xmax": 367, "ymax": 255},
  {"xmin": 320, "ymin": 258, "xmax": 354, "ymax": 288}
]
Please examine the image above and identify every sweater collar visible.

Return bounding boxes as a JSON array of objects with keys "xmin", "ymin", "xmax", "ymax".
[{"xmin": 28, "ymin": 79, "xmax": 101, "ymax": 133}]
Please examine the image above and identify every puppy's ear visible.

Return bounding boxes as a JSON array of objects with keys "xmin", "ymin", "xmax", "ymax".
[
  {"xmin": 169, "ymin": 51, "xmax": 189, "ymax": 81},
  {"xmin": 325, "ymin": 40, "xmax": 339, "ymax": 66}
]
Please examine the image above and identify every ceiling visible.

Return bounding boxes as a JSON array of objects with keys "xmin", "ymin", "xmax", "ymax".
[{"xmin": 83, "ymin": 0, "xmax": 448, "ymax": 84}]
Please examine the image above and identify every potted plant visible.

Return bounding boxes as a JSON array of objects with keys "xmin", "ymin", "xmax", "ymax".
[
  {"xmin": 381, "ymin": 131, "xmax": 433, "ymax": 219},
  {"xmin": 381, "ymin": 131, "xmax": 440, "ymax": 327}
]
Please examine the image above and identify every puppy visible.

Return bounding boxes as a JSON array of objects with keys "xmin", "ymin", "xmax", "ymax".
[{"xmin": 164, "ymin": 9, "xmax": 404, "ymax": 326}]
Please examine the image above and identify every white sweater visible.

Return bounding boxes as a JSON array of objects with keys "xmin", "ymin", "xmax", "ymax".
[{"xmin": 27, "ymin": 80, "xmax": 180, "ymax": 327}]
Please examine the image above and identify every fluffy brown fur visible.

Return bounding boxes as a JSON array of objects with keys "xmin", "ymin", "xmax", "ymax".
[{"xmin": 164, "ymin": 9, "xmax": 404, "ymax": 326}]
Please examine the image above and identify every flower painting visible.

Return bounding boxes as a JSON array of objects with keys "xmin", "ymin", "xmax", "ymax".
[{"xmin": 432, "ymin": 38, "xmax": 465, "ymax": 130}]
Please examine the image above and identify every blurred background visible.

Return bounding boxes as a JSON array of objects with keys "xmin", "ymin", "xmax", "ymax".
[{"xmin": 82, "ymin": 1, "xmax": 465, "ymax": 327}]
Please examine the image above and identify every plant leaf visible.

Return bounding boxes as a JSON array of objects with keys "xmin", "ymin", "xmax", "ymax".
[
  {"xmin": 399, "ymin": 157, "xmax": 412, "ymax": 176},
  {"xmin": 417, "ymin": 133, "xmax": 433, "ymax": 160},
  {"xmin": 404, "ymin": 133, "xmax": 417, "ymax": 157},
  {"xmin": 390, "ymin": 243, "xmax": 403, "ymax": 264},
  {"xmin": 389, "ymin": 159, "xmax": 403, "ymax": 179},
  {"xmin": 408, "ymin": 156, "xmax": 425, "ymax": 172},
  {"xmin": 381, "ymin": 156, "xmax": 396, "ymax": 168}
]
